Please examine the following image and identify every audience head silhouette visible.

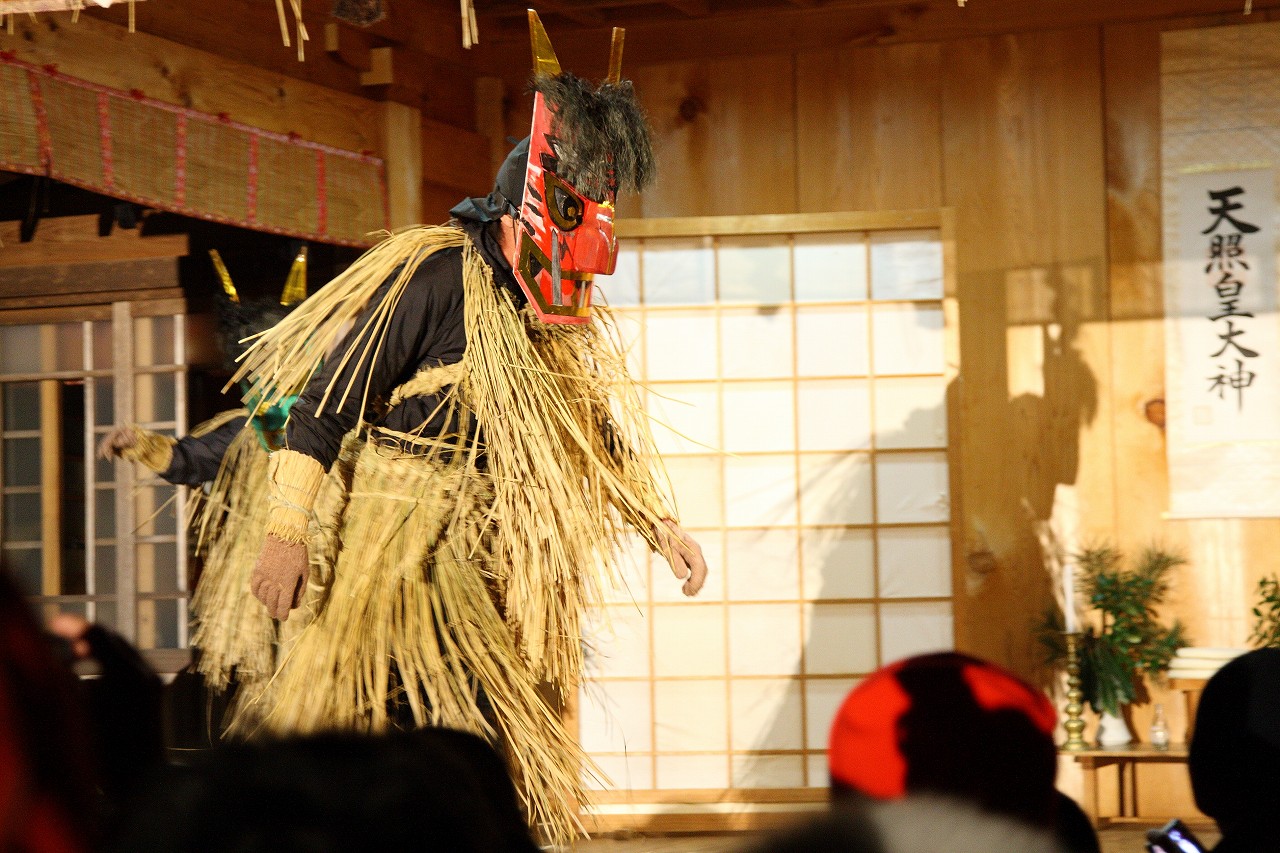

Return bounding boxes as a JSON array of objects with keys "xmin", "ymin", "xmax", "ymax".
[
  {"xmin": 1188, "ymin": 647, "xmax": 1280, "ymax": 853},
  {"xmin": 828, "ymin": 652, "xmax": 1059, "ymax": 828}
]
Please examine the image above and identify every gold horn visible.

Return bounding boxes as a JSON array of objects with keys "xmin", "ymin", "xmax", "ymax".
[
  {"xmin": 280, "ymin": 245, "xmax": 308, "ymax": 307},
  {"xmin": 605, "ymin": 27, "xmax": 625, "ymax": 84},
  {"xmin": 528, "ymin": 9, "xmax": 561, "ymax": 77},
  {"xmin": 209, "ymin": 250, "xmax": 239, "ymax": 303}
]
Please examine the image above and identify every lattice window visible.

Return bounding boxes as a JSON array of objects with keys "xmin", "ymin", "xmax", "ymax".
[{"xmin": 579, "ymin": 211, "xmax": 958, "ymax": 828}]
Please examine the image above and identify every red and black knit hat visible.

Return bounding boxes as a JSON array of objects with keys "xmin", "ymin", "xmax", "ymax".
[{"xmin": 828, "ymin": 652, "xmax": 1058, "ymax": 828}]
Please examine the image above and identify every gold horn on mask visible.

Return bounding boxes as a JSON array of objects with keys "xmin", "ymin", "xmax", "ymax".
[
  {"xmin": 209, "ymin": 250, "xmax": 239, "ymax": 303},
  {"xmin": 605, "ymin": 27, "xmax": 625, "ymax": 85},
  {"xmin": 528, "ymin": 9, "xmax": 561, "ymax": 77},
  {"xmin": 280, "ymin": 245, "xmax": 308, "ymax": 307}
]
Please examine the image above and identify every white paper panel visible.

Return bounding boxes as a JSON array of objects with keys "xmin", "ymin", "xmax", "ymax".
[
  {"xmin": 586, "ymin": 754, "xmax": 653, "ymax": 791},
  {"xmin": 875, "ymin": 452, "xmax": 949, "ymax": 524},
  {"xmin": 721, "ymin": 307, "xmax": 794, "ymax": 379},
  {"xmin": 870, "ymin": 231, "xmax": 943, "ymax": 301},
  {"xmin": 653, "ymin": 605, "xmax": 726, "ymax": 677},
  {"xmin": 805, "ymin": 603, "xmax": 877, "ymax": 675},
  {"xmin": 664, "ymin": 455, "xmax": 723, "ymax": 530},
  {"xmin": 878, "ymin": 526, "xmax": 952, "ymax": 599},
  {"xmin": 799, "ymin": 453, "xmax": 873, "ymax": 526},
  {"xmin": 871, "ymin": 304, "xmax": 945, "ymax": 375},
  {"xmin": 579, "ymin": 680, "xmax": 653, "ymax": 753},
  {"xmin": 794, "ymin": 232, "xmax": 867, "ymax": 302},
  {"xmin": 801, "ymin": 528, "xmax": 875, "ymax": 600},
  {"xmin": 725, "ymin": 454, "xmax": 797, "ymax": 527},
  {"xmin": 729, "ymin": 678, "xmax": 804, "ymax": 751},
  {"xmin": 874, "ymin": 376, "xmax": 948, "ymax": 449},
  {"xmin": 586, "ymin": 604, "xmax": 651, "ymax": 678},
  {"xmin": 728, "ymin": 603, "xmax": 802, "ymax": 676},
  {"xmin": 723, "ymin": 382, "xmax": 795, "ymax": 453},
  {"xmin": 654, "ymin": 680, "xmax": 728, "ymax": 751},
  {"xmin": 656, "ymin": 754, "xmax": 730, "ymax": 790},
  {"xmin": 804, "ymin": 678, "xmax": 859, "ymax": 750},
  {"xmin": 646, "ymin": 311, "xmax": 718, "ymax": 381},
  {"xmin": 718, "ymin": 235, "xmax": 790, "ymax": 303},
  {"xmin": 806, "ymin": 754, "xmax": 830, "ymax": 788},
  {"xmin": 879, "ymin": 601, "xmax": 954, "ymax": 663},
  {"xmin": 648, "ymin": 383, "xmax": 720, "ymax": 455},
  {"xmin": 643, "ymin": 237, "xmax": 715, "ymax": 304},
  {"xmin": 732, "ymin": 755, "xmax": 806, "ymax": 789},
  {"xmin": 726, "ymin": 527, "xmax": 801, "ymax": 602},
  {"xmin": 797, "ymin": 379, "xmax": 872, "ymax": 451},
  {"xmin": 600, "ymin": 243, "xmax": 641, "ymax": 306},
  {"xmin": 796, "ymin": 306, "xmax": 869, "ymax": 377}
]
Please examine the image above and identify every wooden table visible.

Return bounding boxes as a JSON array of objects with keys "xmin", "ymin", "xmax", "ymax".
[{"xmin": 1064, "ymin": 744, "xmax": 1190, "ymax": 827}]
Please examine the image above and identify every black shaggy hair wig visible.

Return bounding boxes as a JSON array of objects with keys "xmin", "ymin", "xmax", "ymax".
[
  {"xmin": 216, "ymin": 297, "xmax": 292, "ymax": 373},
  {"xmin": 530, "ymin": 72, "xmax": 656, "ymax": 201}
]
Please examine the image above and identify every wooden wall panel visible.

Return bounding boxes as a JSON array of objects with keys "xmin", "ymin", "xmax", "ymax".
[
  {"xmin": 795, "ymin": 41, "xmax": 943, "ymax": 213},
  {"xmin": 940, "ymin": 28, "xmax": 1113, "ymax": 678},
  {"xmin": 629, "ymin": 55, "xmax": 797, "ymax": 218}
]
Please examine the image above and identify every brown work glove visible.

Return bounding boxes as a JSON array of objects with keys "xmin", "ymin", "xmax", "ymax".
[
  {"xmin": 653, "ymin": 518, "xmax": 708, "ymax": 597},
  {"xmin": 97, "ymin": 425, "xmax": 175, "ymax": 474},
  {"xmin": 251, "ymin": 534, "xmax": 310, "ymax": 620},
  {"xmin": 251, "ymin": 449, "xmax": 325, "ymax": 621}
]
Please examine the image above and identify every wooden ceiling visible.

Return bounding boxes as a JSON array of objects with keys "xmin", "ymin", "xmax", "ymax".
[{"xmin": 70, "ymin": 0, "xmax": 1280, "ymax": 121}]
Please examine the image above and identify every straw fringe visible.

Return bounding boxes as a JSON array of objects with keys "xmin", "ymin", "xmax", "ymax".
[
  {"xmin": 230, "ymin": 440, "xmax": 588, "ymax": 843},
  {"xmin": 188, "ymin": 426, "xmax": 276, "ymax": 692}
]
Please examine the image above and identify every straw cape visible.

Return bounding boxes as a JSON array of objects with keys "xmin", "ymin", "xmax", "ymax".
[{"xmin": 229, "ymin": 224, "xmax": 676, "ymax": 842}]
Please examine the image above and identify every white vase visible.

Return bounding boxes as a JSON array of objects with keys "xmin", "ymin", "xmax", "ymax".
[{"xmin": 1096, "ymin": 709, "xmax": 1133, "ymax": 747}]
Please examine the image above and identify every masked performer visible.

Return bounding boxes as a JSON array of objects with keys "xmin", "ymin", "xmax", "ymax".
[
  {"xmin": 100, "ymin": 249, "xmax": 311, "ymax": 692},
  {"xmin": 231, "ymin": 14, "xmax": 706, "ymax": 841}
]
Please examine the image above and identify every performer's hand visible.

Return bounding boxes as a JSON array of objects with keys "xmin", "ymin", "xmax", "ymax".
[
  {"xmin": 98, "ymin": 426, "xmax": 139, "ymax": 460},
  {"xmin": 251, "ymin": 534, "xmax": 309, "ymax": 620},
  {"xmin": 653, "ymin": 519, "xmax": 707, "ymax": 597}
]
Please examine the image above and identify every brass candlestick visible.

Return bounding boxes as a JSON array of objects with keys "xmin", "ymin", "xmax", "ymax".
[{"xmin": 1062, "ymin": 631, "xmax": 1087, "ymax": 751}]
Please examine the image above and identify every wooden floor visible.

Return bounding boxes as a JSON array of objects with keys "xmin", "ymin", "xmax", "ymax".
[{"xmin": 568, "ymin": 825, "xmax": 1220, "ymax": 851}]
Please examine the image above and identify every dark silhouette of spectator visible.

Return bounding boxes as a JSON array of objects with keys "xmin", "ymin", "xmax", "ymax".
[
  {"xmin": 1188, "ymin": 647, "xmax": 1280, "ymax": 853},
  {"xmin": 113, "ymin": 727, "xmax": 541, "ymax": 853},
  {"xmin": 827, "ymin": 652, "xmax": 1098, "ymax": 853},
  {"xmin": 746, "ymin": 795, "xmax": 1064, "ymax": 853},
  {"xmin": 0, "ymin": 568, "xmax": 97, "ymax": 853}
]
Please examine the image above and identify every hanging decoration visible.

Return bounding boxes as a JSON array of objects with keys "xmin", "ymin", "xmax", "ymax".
[
  {"xmin": 273, "ymin": 0, "xmax": 308, "ymax": 61},
  {"xmin": 460, "ymin": 0, "xmax": 477, "ymax": 49},
  {"xmin": 0, "ymin": 1, "xmax": 141, "ymax": 33}
]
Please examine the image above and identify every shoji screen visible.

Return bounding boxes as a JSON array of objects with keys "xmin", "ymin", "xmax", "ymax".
[{"xmin": 578, "ymin": 212, "xmax": 958, "ymax": 830}]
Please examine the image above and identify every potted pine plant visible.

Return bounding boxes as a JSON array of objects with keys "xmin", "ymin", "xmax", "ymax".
[{"xmin": 1038, "ymin": 544, "xmax": 1189, "ymax": 745}]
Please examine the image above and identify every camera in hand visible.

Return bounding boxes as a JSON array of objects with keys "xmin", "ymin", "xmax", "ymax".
[{"xmin": 1146, "ymin": 819, "xmax": 1208, "ymax": 853}]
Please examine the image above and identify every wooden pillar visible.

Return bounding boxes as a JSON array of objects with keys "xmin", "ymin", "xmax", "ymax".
[
  {"xmin": 382, "ymin": 101, "xmax": 424, "ymax": 228},
  {"xmin": 39, "ymin": 325, "xmax": 61, "ymax": 597}
]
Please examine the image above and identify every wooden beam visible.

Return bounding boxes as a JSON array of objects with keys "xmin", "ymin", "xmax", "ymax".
[
  {"xmin": 8, "ymin": 14, "xmax": 385, "ymax": 154},
  {"xmin": 324, "ymin": 21, "xmax": 375, "ymax": 73},
  {"xmin": 0, "ymin": 257, "xmax": 179, "ymax": 303},
  {"xmin": 664, "ymin": 0, "xmax": 712, "ymax": 16},
  {"xmin": 0, "ymin": 287, "xmax": 184, "ymax": 312},
  {"xmin": 0, "ymin": 216, "xmax": 189, "ymax": 269},
  {"xmin": 382, "ymin": 102, "xmax": 424, "ymax": 227},
  {"xmin": 421, "ymin": 118, "xmax": 492, "ymax": 196}
]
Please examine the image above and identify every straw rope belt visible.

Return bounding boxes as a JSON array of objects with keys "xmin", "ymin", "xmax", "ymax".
[{"xmin": 388, "ymin": 360, "xmax": 466, "ymax": 407}]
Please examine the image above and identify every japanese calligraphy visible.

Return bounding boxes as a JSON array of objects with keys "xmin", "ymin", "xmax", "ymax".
[{"xmin": 1203, "ymin": 186, "xmax": 1261, "ymax": 409}]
